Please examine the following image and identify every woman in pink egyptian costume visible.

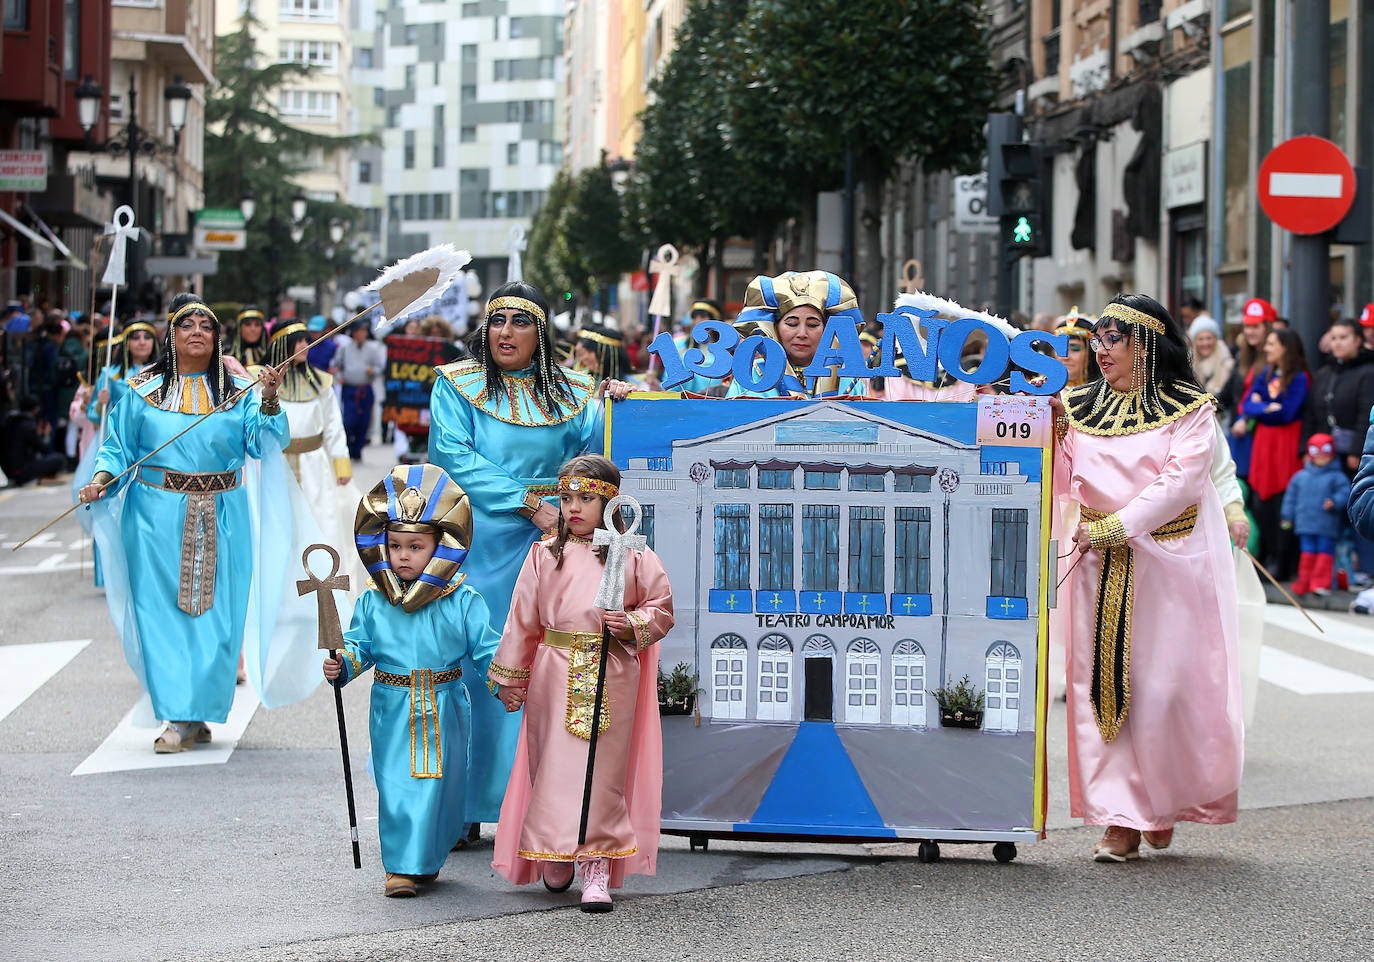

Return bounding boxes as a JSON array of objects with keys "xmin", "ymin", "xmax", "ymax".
[{"xmin": 1053, "ymin": 293, "xmax": 1243, "ymax": 862}]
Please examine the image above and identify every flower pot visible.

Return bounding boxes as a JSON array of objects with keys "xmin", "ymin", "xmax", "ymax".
[
  {"xmin": 659, "ymin": 693, "xmax": 696, "ymax": 716},
  {"xmin": 940, "ymin": 709, "xmax": 983, "ymax": 730}
]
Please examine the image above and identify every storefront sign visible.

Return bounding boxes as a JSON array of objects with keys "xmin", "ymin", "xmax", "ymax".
[
  {"xmin": 1164, "ymin": 143, "xmax": 1207, "ymax": 210},
  {"xmin": 0, "ymin": 151, "xmax": 47, "ymax": 191},
  {"xmin": 193, "ymin": 208, "xmax": 247, "ymax": 251}
]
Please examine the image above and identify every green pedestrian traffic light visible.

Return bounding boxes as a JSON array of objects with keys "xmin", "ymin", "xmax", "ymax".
[{"xmin": 1012, "ymin": 216, "xmax": 1033, "ymax": 244}]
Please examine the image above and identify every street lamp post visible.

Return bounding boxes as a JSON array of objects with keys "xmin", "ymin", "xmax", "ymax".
[{"xmin": 239, "ymin": 189, "xmax": 306, "ymax": 317}]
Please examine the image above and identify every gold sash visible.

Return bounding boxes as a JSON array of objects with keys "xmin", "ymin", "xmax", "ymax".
[
  {"xmin": 373, "ymin": 666, "xmax": 462, "ymax": 778},
  {"xmin": 1078, "ymin": 504, "xmax": 1198, "ymax": 742},
  {"xmin": 543, "ymin": 628, "xmax": 610, "ymax": 740}
]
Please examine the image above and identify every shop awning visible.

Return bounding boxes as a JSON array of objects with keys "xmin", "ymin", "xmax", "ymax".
[
  {"xmin": 0, "ymin": 207, "xmax": 56, "ymax": 269},
  {"xmin": 25, "ymin": 206, "xmax": 87, "ymax": 270}
]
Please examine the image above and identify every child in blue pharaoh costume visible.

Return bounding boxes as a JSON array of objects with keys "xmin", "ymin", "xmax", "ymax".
[
  {"xmin": 322, "ymin": 464, "xmax": 502, "ymax": 897},
  {"xmin": 77, "ymin": 294, "xmax": 324, "ymax": 752},
  {"xmin": 427, "ymin": 281, "xmax": 603, "ymax": 840},
  {"xmin": 726, "ymin": 270, "xmax": 869, "ymax": 399},
  {"xmin": 78, "ymin": 321, "xmax": 159, "ymax": 587}
]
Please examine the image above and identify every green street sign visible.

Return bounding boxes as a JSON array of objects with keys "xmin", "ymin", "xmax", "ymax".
[{"xmin": 197, "ymin": 208, "xmax": 246, "ymax": 228}]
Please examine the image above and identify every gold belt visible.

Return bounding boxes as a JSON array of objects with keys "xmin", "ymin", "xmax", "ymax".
[
  {"xmin": 373, "ymin": 667, "xmax": 462, "ymax": 778},
  {"xmin": 283, "ymin": 432, "xmax": 324, "ymax": 455},
  {"xmin": 138, "ymin": 466, "xmax": 242, "ymax": 618},
  {"xmin": 1078, "ymin": 504, "xmax": 1197, "ymax": 742},
  {"xmin": 543, "ymin": 628, "xmax": 610, "ymax": 740}
]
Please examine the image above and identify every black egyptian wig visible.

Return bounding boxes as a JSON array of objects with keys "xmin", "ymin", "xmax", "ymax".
[
  {"xmin": 576, "ymin": 322, "xmax": 634, "ymax": 382},
  {"xmin": 267, "ymin": 320, "xmax": 324, "ymax": 397},
  {"xmin": 1089, "ymin": 293, "xmax": 1201, "ymax": 414},
  {"xmin": 144, "ymin": 292, "xmax": 231, "ymax": 407},
  {"xmin": 115, "ymin": 320, "xmax": 162, "ymax": 377},
  {"xmin": 467, "ymin": 281, "xmax": 577, "ymax": 414}
]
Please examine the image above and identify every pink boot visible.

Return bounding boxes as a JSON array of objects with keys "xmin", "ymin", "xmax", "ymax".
[
  {"xmin": 542, "ymin": 860, "xmax": 574, "ymax": 893},
  {"xmin": 579, "ymin": 857, "xmax": 613, "ymax": 913}
]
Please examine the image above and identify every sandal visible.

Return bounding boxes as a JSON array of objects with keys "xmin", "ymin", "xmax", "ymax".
[
  {"xmin": 189, "ymin": 722, "xmax": 213, "ymax": 744},
  {"xmin": 153, "ymin": 722, "xmax": 197, "ymax": 754}
]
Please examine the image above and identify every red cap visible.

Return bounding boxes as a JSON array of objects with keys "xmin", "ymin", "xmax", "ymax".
[
  {"xmin": 1308, "ymin": 433, "xmax": 1335, "ymax": 458},
  {"xmin": 1360, "ymin": 303, "xmax": 1374, "ymax": 327},
  {"xmin": 1243, "ymin": 298, "xmax": 1278, "ymax": 325}
]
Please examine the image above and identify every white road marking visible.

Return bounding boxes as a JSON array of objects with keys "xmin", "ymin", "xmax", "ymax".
[
  {"xmin": 0, "ymin": 559, "xmax": 88, "ymax": 576},
  {"xmin": 72, "ymin": 687, "xmax": 260, "ymax": 776},
  {"xmin": 1268, "ymin": 172, "xmax": 1344, "ymax": 198},
  {"xmin": 3, "ymin": 532, "xmax": 59, "ymax": 550},
  {"xmin": 0, "ymin": 640, "xmax": 91, "ymax": 723},
  {"xmin": 1259, "ymin": 646, "xmax": 1374, "ymax": 695},
  {"xmin": 1263, "ymin": 606, "xmax": 1374, "ymax": 659},
  {"xmin": 34, "ymin": 553, "xmax": 69, "ymax": 570}
]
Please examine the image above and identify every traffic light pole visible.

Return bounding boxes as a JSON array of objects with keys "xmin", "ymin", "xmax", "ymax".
[
  {"xmin": 1290, "ymin": 0, "xmax": 1330, "ymax": 352},
  {"xmin": 997, "ymin": 246, "xmax": 1019, "ymax": 318}
]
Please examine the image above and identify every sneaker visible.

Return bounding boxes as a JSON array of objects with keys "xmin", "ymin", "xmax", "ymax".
[
  {"xmin": 1092, "ymin": 826, "xmax": 1141, "ymax": 862},
  {"xmin": 543, "ymin": 861, "xmax": 575, "ymax": 893},
  {"xmin": 1353, "ymin": 572, "xmax": 1373, "ymax": 589},
  {"xmin": 1142, "ymin": 827, "xmax": 1174, "ymax": 850},
  {"xmin": 384, "ymin": 873, "xmax": 417, "ymax": 898},
  {"xmin": 579, "ymin": 857, "xmax": 613, "ymax": 913}
]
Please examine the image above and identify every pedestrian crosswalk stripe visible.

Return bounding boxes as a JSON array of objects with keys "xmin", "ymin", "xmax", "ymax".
[
  {"xmin": 1259, "ymin": 646, "xmax": 1374, "ymax": 695},
  {"xmin": 72, "ymin": 687, "xmax": 260, "ymax": 776},
  {"xmin": 1262, "ymin": 606, "xmax": 1374, "ymax": 659},
  {"xmin": 0, "ymin": 640, "xmax": 91, "ymax": 724}
]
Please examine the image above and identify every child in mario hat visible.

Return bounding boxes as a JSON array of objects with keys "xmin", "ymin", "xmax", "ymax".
[{"xmin": 1281, "ymin": 433, "xmax": 1352, "ymax": 595}]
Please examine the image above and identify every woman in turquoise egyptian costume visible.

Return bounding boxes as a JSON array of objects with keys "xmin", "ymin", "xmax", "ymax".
[
  {"xmin": 726, "ymin": 270, "xmax": 868, "ymax": 399},
  {"xmin": 78, "ymin": 294, "xmax": 317, "ymax": 752},
  {"xmin": 80, "ymin": 321, "xmax": 159, "ymax": 586},
  {"xmin": 427, "ymin": 281, "xmax": 603, "ymax": 834},
  {"xmin": 325, "ymin": 464, "xmax": 501, "ymax": 896}
]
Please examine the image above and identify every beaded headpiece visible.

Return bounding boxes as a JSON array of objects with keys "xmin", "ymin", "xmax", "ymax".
[
  {"xmin": 485, "ymin": 296, "xmax": 546, "ymax": 326},
  {"xmin": 558, "ymin": 475, "xmax": 619, "ymax": 499},
  {"xmin": 1091, "ymin": 300, "xmax": 1173, "ymax": 415},
  {"xmin": 159, "ymin": 300, "xmax": 226, "ymax": 408},
  {"xmin": 356, "ymin": 463, "xmax": 473, "ymax": 612}
]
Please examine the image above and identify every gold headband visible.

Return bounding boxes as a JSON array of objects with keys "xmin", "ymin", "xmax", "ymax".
[
  {"xmin": 486, "ymin": 296, "xmax": 546, "ymax": 325},
  {"xmin": 690, "ymin": 300, "xmax": 721, "ymax": 320},
  {"xmin": 859, "ymin": 331, "xmax": 879, "ymax": 346},
  {"xmin": 1099, "ymin": 303, "xmax": 1165, "ymax": 336},
  {"xmin": 237, "ymin": 310, "xmax": 265, "ymax": 323},
  {"xmin": 170, "ymin": 303, "xmax": 218, "ymax": 326},
  {"xmin": 271, "ymin": 322, "xmax": 307, "ymax": 344},
  {"xmin": 557, "ymin": 475, "xmax": 619, "ymax": 499},
  {"xmin": 578, "ymin": 329, "xmax": 623, "ymax": 347},
  {"xmin": 123, "ymin": 322, "xmax": 157, "ymax": 339}
]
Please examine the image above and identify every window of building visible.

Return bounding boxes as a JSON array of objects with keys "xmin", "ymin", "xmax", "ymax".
[
  {"xmin": 804, "ymin": 469, "xmax": 840, "ymax": 490},
  {"xmin": 462, "ymin": 1, "xmax": 479, "ymax": 15},
  {"xmin": 989, "ymin": 508, "xmax": 1028, "ymax": 598},
  {"xmin": 509, "ymin": 16, "xmax": 524, "ymax": 37},
  {"xmin": 802, "ymin": 505, "xmax": 839, "ymax": 591},
  {"xmin": 357, "ymin": 47, "xmax": 373, "ymax": 69},
  {"xmin": 538, "ymin": 56, "xmax": 555, "ymax": 80},
  {"xmin": 280, "ymin": 40, "xmax": 340, "ymax": 73},
  {"xmin": 403, "ymin": 194, "xmax": 416, "ymax": 219},
  {"xmin": 63, "ymin": 0, "xmax": 80, "ymax": 78},
  {"xmin": 279, "ymin": 90, "xmax": 340, "ymax": 121},
  {"xmin": 416, "ymin": 192, "xmax": 430, "ymax": 219},
  {"xmin": 459, "ymin": 169, "xmax": 480, "ymax": 186},
  {"xmin": 433, "ymin": 139, "xmax": 445, "ymax": 168},
  {"xmin": 506, "ymin": 101, "xmax": 521, "ymax": 122},
  {"xmin": 895, "ymin": 506, "xmax": 931, "ymax": 595},
  {"xmin": 538, "ymin": 100, "xmax": 554, "ymax": 123},
  {"xmin": 387, "ymin": 105, "xmax": 400, "ymax": 127},
  {"xmin": 4, "ymin": 0, "xmax": 28, "ymax": 28},
  {"xmin": 405, "ymin": 65, "xmax": 416, "ymax": 89},
  {"xmin": 848, "ymin": 506, "xmax": 884, "ymax": 594},
  {"xmin": 639, "ymin": 504, "xmax": 655, "ymax": 550},
  {"xmin": 358, "ymin": 160, "xmax": 372, "ymax": 183},
  {"xmin": 460, "ymin": 125, "xmax": 477, "ymax": 143},
  {"xmin": 507, "ymin": 142, "xmax": 519, "ymax": 166},
  {"xmin": 432, "ymin": 22, "xmax": 444, "ymax": 44},
  {"xmin": 461, "ymin": 84, "xmax": 477, "ymax": 103},
  {"xmin": 373, "ymin": 87, "xmax": 385, "ymax": 107},
  {"xmin": 280, "ymin": 0, "xmax": 338, "ymax": 22},
  {"xmin": 538, "ymin": 140, "xmax": 562, "ymax": 165},
  {"xmin": 714, "ymin": 467, "xmax": 749, "ymax": 488},
  {"xmin": 714, "ymin": 504, "xmax": 750, "ymax": 590},
  {"xmin": 494, "ymin": 59, "xmax": 509, "ymax": 81},
  {"xmin": 492, "ymin": 192, "xmax": 507, "ymax": 216},
  {"xmin": 462, "ymin": 43, "xmax": 478, "ymax": 62},
  {"xmin": 404, "ymin": 24, "xmax": 418, "ymax": 44},
  {"xmin": 849, "ymin": 471, "xmax": 885, "ymax": 492},
  {"xmin": 894, "ymin": 473, "xmax": 932, "ymax": 493},
  {"xmin": 758, "ymin": 468, "xmax": 793, "ymax": 489},
  {"xmin": 759, "ymin": 504, "xmax": 794, "ymax": 591},
  {"xmin": 388, "ymin": 195, "xmax": 402, "ymax": 221},
  {"xmin": 363, "ymin": 207, "xmax": 381, "ymax": 233}
]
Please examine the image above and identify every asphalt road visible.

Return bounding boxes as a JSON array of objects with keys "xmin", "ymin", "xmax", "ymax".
[{"xmin": 2, "ymin": 445, "xmax": 1372, "ymax": 962}]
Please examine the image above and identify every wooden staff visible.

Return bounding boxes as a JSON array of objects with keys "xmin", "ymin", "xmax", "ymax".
[
  {"xmin": 1242, "ymin": 547, "xmax": 1325, "ymax": 633},
  {"xmin": 11, "ymin": 302, "xmax": 382, "ymax": 550}
]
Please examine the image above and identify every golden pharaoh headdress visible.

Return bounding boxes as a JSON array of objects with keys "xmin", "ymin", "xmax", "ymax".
[
  {"xmin": 355, "ymin": 464, "xmax": 474, "ymax": 612},
  {"xmin": 1055, "ymin": 306, "xmax": 1095, "ymax": 341}
]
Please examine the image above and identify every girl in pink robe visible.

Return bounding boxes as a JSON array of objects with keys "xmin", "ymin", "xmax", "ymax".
[
  {"xmin": 490, "ymin": 454, "xmax": 674, "ymax": 912},
  {"xmin": 1055, "ymin": 294, "xmax": 1243, "ymax": 862}
]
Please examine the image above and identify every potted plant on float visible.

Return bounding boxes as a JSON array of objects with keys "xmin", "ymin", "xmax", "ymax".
[
  {"xmin": 929, "ymin": 674, "xmax": 986, "ymax": 729},
  {"xmin": 658, "ymin": 661, "xmax": 700, "ymax": 716}
]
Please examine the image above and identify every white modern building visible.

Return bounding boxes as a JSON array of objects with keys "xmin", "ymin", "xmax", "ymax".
[
  {"xmin": 619, "ymin": 400, "xmax": 1045, "ymax": 736},
  {"xmin": 345, "ymin": 0, "xmax": 564, "ymax": 291}
]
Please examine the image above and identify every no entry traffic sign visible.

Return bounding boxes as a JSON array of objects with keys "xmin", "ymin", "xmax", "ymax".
[{"xmin": 1259, "ymin": 136, "xmax": 1356, "ymax": 235}]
